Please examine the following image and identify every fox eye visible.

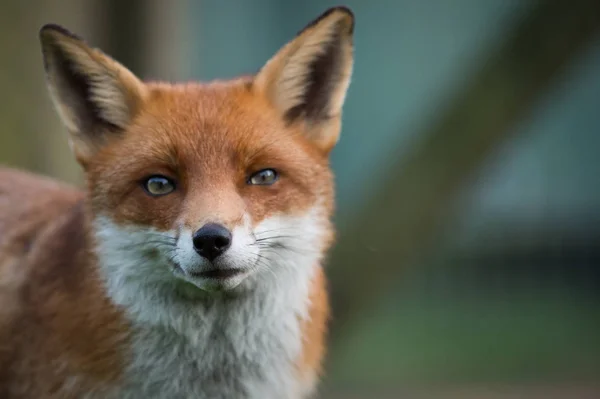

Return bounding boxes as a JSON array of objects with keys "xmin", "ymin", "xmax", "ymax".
[
  {"xmin": 248, "ymin": 169, "xmax": 279, "ymax": 186},
  {"xmin": 143, "ymin": 175, "xmax": 176, "ymax": 196}
]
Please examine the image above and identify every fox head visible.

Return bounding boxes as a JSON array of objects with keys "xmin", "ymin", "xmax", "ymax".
[{"xmin": 39, "ymin": 8, "xmax": 354, "ymax": 299}]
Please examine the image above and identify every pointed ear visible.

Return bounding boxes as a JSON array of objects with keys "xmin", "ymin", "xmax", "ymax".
[
  {"xmin": 254, "ymin": 7, "xmax": 354, "ymax": 152},
  {"xmin": 39, "ymin": 24, "xmax": 147, "ymax": 166}
]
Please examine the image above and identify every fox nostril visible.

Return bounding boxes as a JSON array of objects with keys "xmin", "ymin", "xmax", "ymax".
[
  {"xmin": 192, "ymin": 223, "xmax": 232, "ymax": 261},
  {"xmin": 214, "ymin": 236, "xmax": 230, "ymax": 250}
]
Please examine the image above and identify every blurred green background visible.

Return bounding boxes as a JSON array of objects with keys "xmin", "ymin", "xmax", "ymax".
[{"xmin": 1, "ymin": 1, "xmax": 599, "ymax": 398}]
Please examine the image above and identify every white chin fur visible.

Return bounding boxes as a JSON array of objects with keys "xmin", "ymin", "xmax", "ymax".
[{"xmin": 93, "ymin": 208, "xmax": 327, "ymax": 321}]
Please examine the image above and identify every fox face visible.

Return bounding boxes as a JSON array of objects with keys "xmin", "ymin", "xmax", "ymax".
[
  {"xmin": 39, "ymin": 8, "xmax": 353, "ymax": 299},
  {"xmin": 89, "ymin": 85, "xmax": 337, "ymax": 296}
]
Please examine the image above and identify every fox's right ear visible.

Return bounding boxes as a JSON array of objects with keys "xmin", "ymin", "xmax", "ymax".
[{"xmin": 39, "ymin": 24, "xmax": 146, "ymax": 166}]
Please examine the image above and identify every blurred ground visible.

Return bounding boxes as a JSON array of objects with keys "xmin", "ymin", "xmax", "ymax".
[{"xmin": 327, "ymin": 384, "xmax": 600, "ymax": 399}]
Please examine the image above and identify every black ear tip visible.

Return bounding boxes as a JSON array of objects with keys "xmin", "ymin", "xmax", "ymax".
[
  {"xmin": 329, "ymin": 6, "xmax": 354, "ymax": 19},
  {"xmin": 335, "ymin": 6, "xmax": 355, "ymax": 34},
  {"xmin": 39, "ymin": 24, "xmax": 82, "ymax": 43},
  {"xmin": 299, "ymin": 6, "xmax": 355, "ymax": 37},
  {"xmin": 321, "ymin": 6, "xmax": 354, "ymax": 36}
]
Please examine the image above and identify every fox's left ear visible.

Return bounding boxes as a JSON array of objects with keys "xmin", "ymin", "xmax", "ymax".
[{"xmin": 254, "ymin": 7, "xmax": 354, "ymax": 153}]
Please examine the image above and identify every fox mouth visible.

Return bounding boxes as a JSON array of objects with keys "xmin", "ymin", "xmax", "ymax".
[
  {"xmin": 170, "ymin": 263, "xmax": 250, "ymax": 294},
  {"xmin": 188, "ymin": 268, "xmax": 245, "ymax": 280}
]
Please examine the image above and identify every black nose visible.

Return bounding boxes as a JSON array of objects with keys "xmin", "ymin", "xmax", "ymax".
[{"xmin": 192, "ymin": 223, "xmax": 232, "ymax": 261}]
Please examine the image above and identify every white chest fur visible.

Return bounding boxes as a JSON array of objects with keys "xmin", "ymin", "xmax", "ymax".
[{"xmin": 118, "ymin": 273, "xmax": 314, "ymax": 399}]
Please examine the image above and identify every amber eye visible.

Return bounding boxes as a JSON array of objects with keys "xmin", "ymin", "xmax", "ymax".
[
  {"xmin": 248, "ymin": 169, "xmax": 279, "ymax": 186},
  {"xmin": 143, "ymin": 175, "xmax": 176, "ymax": 196}
]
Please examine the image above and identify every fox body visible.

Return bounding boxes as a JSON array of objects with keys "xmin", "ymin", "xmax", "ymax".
[{"xmin": 0, "ymin": 7, "xmax": 353, "ymax": 399}]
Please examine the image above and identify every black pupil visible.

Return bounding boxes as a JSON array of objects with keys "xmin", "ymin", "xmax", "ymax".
[
  {"xmin": 259, "ymin": 170, "xmax": 272, "ymax": 182},
  {"xmin": 150, "ymin": 178, "xmax": 169, "ymax": 192}
]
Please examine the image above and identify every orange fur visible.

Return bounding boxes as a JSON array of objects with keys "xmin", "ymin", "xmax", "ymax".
[
  {"xmin": 0, "ymin": 7, "xmax": 353, "ymax": 398},
  {"xmin": 298, "ymin": 266, "xmax": 331, "ymax": 382},
  {"xmin": 0, "ymin": 168, "xmax": 127, "ymax": 397}
]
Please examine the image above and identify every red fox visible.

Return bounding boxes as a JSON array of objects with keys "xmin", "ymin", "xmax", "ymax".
[{"xmin": 0, "ymin": 6, "xmax": 353, "ymax": 399}]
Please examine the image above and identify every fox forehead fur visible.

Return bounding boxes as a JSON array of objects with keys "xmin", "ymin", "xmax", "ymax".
[{"xmin": 0, "ymin": 6, "xmax": 353, "ymax": 399}]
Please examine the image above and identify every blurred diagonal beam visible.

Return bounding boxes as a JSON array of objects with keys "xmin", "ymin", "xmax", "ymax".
[
  {"xmin": 328, "ymin": 0, "xmax": 600, "ymax": 343},
  {"xmin": 100, "ymin": 0, "xmax": 146, "ymax": 76},
  {"xmin": 99, "ymin": 1, "xmax": 189, "ymax": 81}
]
